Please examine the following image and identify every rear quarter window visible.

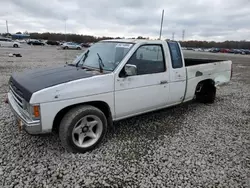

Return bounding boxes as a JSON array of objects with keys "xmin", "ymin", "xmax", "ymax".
[{"xmin": 167, "ymin": 42, "xmax": 183, "ymax": 69}]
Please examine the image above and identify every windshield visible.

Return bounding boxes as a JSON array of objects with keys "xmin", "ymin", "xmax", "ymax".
[{"xmin": 72, "ymin": 41, "xmax": 134, "ymax": 71}]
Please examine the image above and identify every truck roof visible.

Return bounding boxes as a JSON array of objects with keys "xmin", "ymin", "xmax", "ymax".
[{"xmin": 103, "ymin": 38, "xmax": 164, "ymax": 44}]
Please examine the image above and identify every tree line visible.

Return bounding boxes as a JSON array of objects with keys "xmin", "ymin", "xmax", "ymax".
[
  {"xmin": 1, "ymin": 32, "xmax": 250, "ymax": 49},
  {"xmin": 30, "ymin": 32, "xmax": 250, "ymax": 49},
  {"xmin": 27, "ymin": 32, "xmax": 150, "ymax": 43}
]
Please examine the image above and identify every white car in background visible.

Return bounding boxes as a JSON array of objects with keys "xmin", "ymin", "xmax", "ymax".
[
  {"xmin": 0, "ymin": 37, "xmax": 21, "ymax": 48},
  {"xmin": 204, "ymin": 48, "xmax": 212, "ymax": 52},
  {"xmin": 15, "ymin": 39, "xmax": 27, "ymax": 43},
  {"xmin": 61, "ymin": 42, "xmax": 82, "ymax": 50},
  {"xmin": 193, "ymin": 48, "xmax": 204, "ymax": 52}
]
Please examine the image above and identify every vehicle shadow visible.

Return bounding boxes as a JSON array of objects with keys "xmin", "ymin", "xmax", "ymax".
[
  {"xmin": 109, "ymin": 100, "xmax": 196, "ymax": 137},
  {"xmin": 102, "ymin": 100, "xmax": 200, "ymax": 160}
]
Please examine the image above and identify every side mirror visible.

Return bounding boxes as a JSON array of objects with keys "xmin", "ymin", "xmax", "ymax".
[{"xmin": 124, "ymin": 64, "xmax": 137, "ymax": 76}]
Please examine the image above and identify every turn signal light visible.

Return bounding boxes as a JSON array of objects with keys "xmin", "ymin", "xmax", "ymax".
[{"xmin": 33, "ymin": 106, "xmax": 40, "ymax": 117}]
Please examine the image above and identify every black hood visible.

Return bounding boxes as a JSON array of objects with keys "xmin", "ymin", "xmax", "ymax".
[{"xmin": 9, "ymin": 65, "xmax": 95, "ymax": 102}]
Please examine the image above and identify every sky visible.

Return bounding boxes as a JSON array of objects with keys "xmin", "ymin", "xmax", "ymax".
[{"xmin": 0, "ymin": 0, "xmax": 250, "ymax": 41}]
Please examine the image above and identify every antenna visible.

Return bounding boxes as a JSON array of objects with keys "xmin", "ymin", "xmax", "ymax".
[
  {"xmin": 172, "ymin": 32, "xmax": 175, "ymax": 41},
  {"xmin": 182, "ymin": 30, "xmax": 185, "ymax": 41},
  {"xmin": 159, "ymin": 9, "xmax": 164, "ymax": 40},
  {"xmin": 64, "ymin": 19, "xmax": 67, "ymax": 42},
  {"xmin": 6, "ymin": 20, "xmax": 9, "ymax": 33},
  {"xmin": 64, "ymin": 18, "xmax": 68, "ymax": 64}
]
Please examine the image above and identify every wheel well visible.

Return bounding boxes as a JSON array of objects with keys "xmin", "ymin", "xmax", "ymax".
[
  {"xmin": 195, "ymin": 79, "xmax": 215, "ymax": 93},
  {"xmin": 52, "ymin": 101, "xmax": 112, "ymax": 133}
]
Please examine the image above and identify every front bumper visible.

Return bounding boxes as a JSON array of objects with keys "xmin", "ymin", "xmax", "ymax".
[{"xmin": 8, "ymin": 92, "xmax": 42, "ymax": 135}]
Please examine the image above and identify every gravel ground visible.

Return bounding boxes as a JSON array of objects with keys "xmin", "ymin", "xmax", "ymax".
[{"xmin": 0, "ymin": 45, "xmax": 249, "ymax": 187}]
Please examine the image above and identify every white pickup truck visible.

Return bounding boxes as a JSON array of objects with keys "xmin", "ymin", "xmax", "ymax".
[{"xmin": 7, "ymin": 39, "xmax": 232, "ymax": 153}]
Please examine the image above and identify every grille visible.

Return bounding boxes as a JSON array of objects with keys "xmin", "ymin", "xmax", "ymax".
[{"xmin": 9, "ymin": 81, "xmax": 24, "ymax": 109}]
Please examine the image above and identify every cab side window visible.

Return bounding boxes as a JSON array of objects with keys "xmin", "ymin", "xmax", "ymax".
[{"xmin": 126, "ymin": 44, "xmax": 165, "ymax": 75}]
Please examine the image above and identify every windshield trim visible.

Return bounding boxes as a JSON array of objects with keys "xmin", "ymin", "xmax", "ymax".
[
  {"xmin": 99, "ymin": 41, "xmax": 136, "ymax": 44},
  {"xmin": 82, "ymin": 64, "xmax": 112, "ymax": 73}
]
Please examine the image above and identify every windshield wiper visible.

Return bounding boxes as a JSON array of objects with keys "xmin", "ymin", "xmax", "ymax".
[
  {"xmin": 67, "ymin": 63, "xmax": 76, "ymax": 66},
  {"xmin": 76, "ymin": 49, "xmax": 89, "ymax": 67},
  {"xmin": 97, "ymin": 53, "xmax": 105, "ymax": 73},
  {"xmin": 82, "ymin": 50, "xmax": 89, "ymax": 63}
]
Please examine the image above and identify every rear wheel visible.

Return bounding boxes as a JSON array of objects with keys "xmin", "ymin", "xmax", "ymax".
[
  {"xmin": 196, "ymin": 84, "xmax": 216, "ymax": 104},
  {"xmin": 59, "ymin": 105, "xmax": 107, "ymax": 153},
  {"xmin": 77, "ymin": 47, "xmax": 81, "ymax": 50},
  {"xmin": 64, "ymin": 46, "xmax": 69, "ymax": 49},
  {"xmin": 13, "ymin": 44, "xmax": 18, "ymax": 48}
]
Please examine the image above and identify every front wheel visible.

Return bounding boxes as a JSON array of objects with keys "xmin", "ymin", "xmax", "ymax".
[
  {"xmin": 59, "ymin": 105, "xmax": 107, "ymax": 153},
  {"xmin": 13, "ymin": 44, "xmax": 18, "ymax": 48}
]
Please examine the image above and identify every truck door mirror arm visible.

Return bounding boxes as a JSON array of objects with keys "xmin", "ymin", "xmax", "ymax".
[
  {"xmin": 120, "ymin": 64, "xmax": 137, "ymax": 77},
  {"xmin": 124, "ymin": 64, "xmax": 137, "ymax": 77}
]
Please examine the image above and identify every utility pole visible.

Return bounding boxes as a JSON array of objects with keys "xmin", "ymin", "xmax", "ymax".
[
  {"xmin": 182, "ymin": 30, "xmax": 185, "ymax": 41},
  {"xmin": 6, "ymin": 20, "xmax": 9, "ymax": 33},
  {"xmin": 172, "ymin": 32, "xmax": 175, "ymax": 41},
  {"xmin": 159, "ymin": 9, "xmax": 164, "ymax": 40},
  {"xmin": 64, "ymin": 19, "xmax": 67, "ymax": 42},
  {"xmin": 64, "ymin": 18, "xmax": 68, "ymax": 64}
]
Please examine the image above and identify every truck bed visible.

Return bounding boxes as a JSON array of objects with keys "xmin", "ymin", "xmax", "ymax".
[
  {"xmin": 183, "ymin": 59, "xmax": 232, "ymax": 102},
  {"xmin": 185, "ymin": 58, "xmax": 225, "ymax": 66}
]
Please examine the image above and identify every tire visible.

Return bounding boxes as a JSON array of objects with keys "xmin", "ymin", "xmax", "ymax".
[
  {"xmin": 64, "ymin": 46, "xmax": 69, "ymax": 50},
  {"xmin": 196, "ymin": 84, "xmax": 216, "ymax": 104},
  {"xmin": 59, "ymin": 105, "xmax": 108, "ymax": 153},
  {"xmin": 13, "ymin": 44, "xmax": 18, "ymax": 48},
  {"xmin": 77, "ymin": 47, "xmax": 81, "ymax": 50}
]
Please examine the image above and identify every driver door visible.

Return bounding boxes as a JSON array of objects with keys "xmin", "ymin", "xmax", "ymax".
[{"xmin": 114, "ymin": 44, "xmax": 170, "ymax": 119}]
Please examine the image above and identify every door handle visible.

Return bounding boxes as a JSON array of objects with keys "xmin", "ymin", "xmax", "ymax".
[{"xmin": 160, "ymin": 80, "xmax": 168, "ymax": 84}]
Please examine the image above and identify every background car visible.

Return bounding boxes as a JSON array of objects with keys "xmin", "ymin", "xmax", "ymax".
[
  {"xmin": 61, "ymin": 42, "xmax": 82, "ymax": 50},
  {"xmin": 46, "ymin": 40, "xmax": 60, "ymax": 45},
  {"xmin": 0, "ymin": 37, "xmax": 20, "ymax": 48},
  {"xmin": 234, "ymin": 49, "xmax": 243, "ymax": 54},
  {"xmin": 209, "ymin": 48, "xmax": 220, "ymax": 53},
  {"xmin": 228, "ymin": 49, "xmax": 242, "ymax": 54},
  {"xmin": 204, "ymin": 48, "xmax": 212, "ymax": 52},
  {"xmin": 193, "ymin": 48, "xmax": 204, "ymax": 52},
  {"xmin": 15, "ymin": 39, "xmax": 27, "ymax": 44},
  {"xmin": 242, "ymin": 49, "xmax": 250, "ymax": 55},
  {"xmin": 220, "ymin": 48, "xmax": 230, "ymax": 53},
  {"xmin": 80, "ymin": 43, "xmax": 91, "ymax": 48},
  {"xmin": 27, "ymin": 40, "xmax": 45, "ymax": 46}
]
